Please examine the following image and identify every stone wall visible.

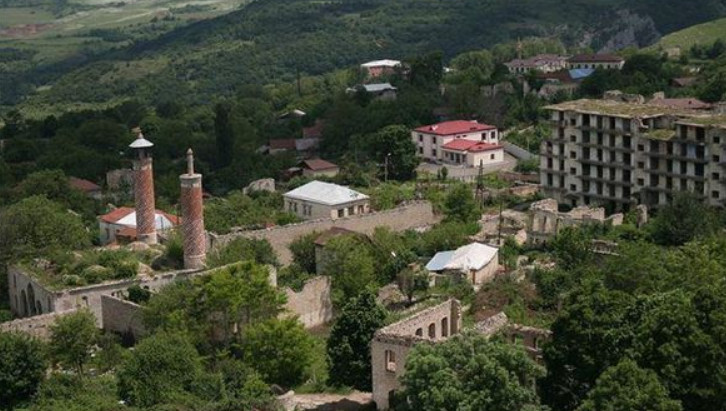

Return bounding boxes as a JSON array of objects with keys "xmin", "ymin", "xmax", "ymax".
[
  {"xmin": 213, "ymin": 201, "xmax": 438, "ymax": 265},
  {"xmin": 371, "ymin": 299, "xmax": 462, "ymax": 410},
  {"xmin": 281, "ymin": 276, "xmax": 333, "ymax": 329},
  {"xmin": 0, "ymin": 310, "xmax": 78, "ymax": 340},
  {"xmin": 101, "ymin": 295, "xmax": 145, "ymax": 340},
  {"xmin": 527, "ymin": 198, "xmax": 622, "ymax": 245}
]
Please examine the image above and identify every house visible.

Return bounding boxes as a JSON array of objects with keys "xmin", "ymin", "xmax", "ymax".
[
  {"xmin": 440, "ymin": 139, "xmax": 504, "ymax": 167},
  {"xmin": 283, "ymin": 181, "xmax": 370, "ymax": 220},
  {"xmin": 567, "ymin": 54, "xmax": 625, "ymax": 70},
  {"xmin": 536, "ymin": 68, "xmax": 594, "ymax": 98},
  {"xmin": 412, "ymin": 120, "xmax": 501, "ymax": 164},
  {"xmin": 505, "ymin": 54, "xmax": 569, "ymax": 74},
  {"xmin": 267, "ymin": 138, "xmax": 320, "ymax": 156},
  {"xmin": 299, "ymin": 159, "xmax": 339, "ymax": 178},
  {"xmin": 361, "ymin": 59, "xmax": 401, "ymax": 78},
  {"xmin": 425, "ymin": 242, "xmax": 500, "ymax": 286},
  {"xmin": 69, "ymin": 177, "xmax": 103, "ymax": 200},
  {"xmin": 98, "ymin": 207, "xmax": 179, "ymax": 245},
  {"xmin": 347, "ymin": 83, "xmax": 397, "ymax": 100},
  {"xmin": 303, "ymin": 120, "xmax": 324, "ymax": 139}
]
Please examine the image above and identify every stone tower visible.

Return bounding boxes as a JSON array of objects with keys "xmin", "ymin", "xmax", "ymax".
[
  {"xmin": 179, "ymin": 148, "xmax": 206, "ymax": 269},
  {"xmin": 129, "ymin": 131, "xmax": 157, "ymax": 245}
]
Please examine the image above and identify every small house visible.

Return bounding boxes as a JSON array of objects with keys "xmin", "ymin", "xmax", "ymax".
[
  {"xmin": 425, "ymin": 242, "xmax": 500, "ymax": 286},
  {"xmin": 283, "ymin": 181, "xmax": 370, "ymax": 220}
]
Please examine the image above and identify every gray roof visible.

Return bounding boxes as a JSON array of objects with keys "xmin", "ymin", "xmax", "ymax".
[
  {"xmin": 284, "ymin": 181, "xmax": 369, "ymax": 206},
  {"xmin": 362, "ymin": 83, "xmax": 396, "ymax": 92},
  {"xmin": 129, "ymin": 134, "xmax": 153, "ymax": 149}
]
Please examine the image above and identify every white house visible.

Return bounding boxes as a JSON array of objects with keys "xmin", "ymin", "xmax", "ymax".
[
  {"xmin": 361, "ymin": 59, "xmax": 401, "ymax": 78},
  {"xmin": 425, "ymin": 242, "xmax": 500, "ymax": 286},
  {"xmin": 98, "ymin": 207, "xmax": 179, "ymax": 245},
  {"xmin": 283, "ymin": 181, "xmax": 370, "ymax": 220},
  {"xmin": 412, "ymin": 120, "xmax": 503, "ymax": 165}
]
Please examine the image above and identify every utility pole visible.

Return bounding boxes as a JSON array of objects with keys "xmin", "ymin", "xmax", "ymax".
[
  {"xmin": 296, "ymin": 66, "xmax": 302, "ymax": 97},
  {"xmin": 475, "ymin": 159, "xmax": 485, "ymax": 208}
]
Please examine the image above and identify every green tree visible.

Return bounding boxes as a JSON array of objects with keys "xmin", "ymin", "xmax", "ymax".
[
  {"xmin": 649, "ymin": 192, "xmax": 720, "ymax": 246},
  {"xmin": 117, "ymin": 332, "xmax": 205, "ymax": 407},
  {"xmin": 326, "ymin": 291, "xmax": 386, "ymax": 390},
  {"xmin": 399, "ymin": 333, "xmax": 544, "ymax": 411},
  {"xmin": 0, "ymin": 196, "xmax": 90, "ymax": 261},
  {"xmin": 206, "ymin": 237, "xmax": 279, "ymax": 268},
  {"xmin": 578, "ymin": 360, "xmax": 681, "ymax": 411},
  {"xmin": 449, "ymin": 50, "xmax": 495, "ymax": 85},
  {"xmin": 49, "ymin": 310, "xmax": 97, "ymax": 375},
  {"xmin": 321, "ymin": 235, "xmax": 377, "ymax": 303},
  {"xmin": 0, "ymin": 331, "xmax": 47, "ymax": 410},
  {"xmin": 289, "ymin": 231, "xmax": 319, "ymax": 273},
  {"xmin": 366, "ymin": 125, "xmax": 420, "ymax": 181},
  {"xmin": 243, "ymin": 317, "xmax": 314, "ymax": 387},
  {"xmin": 444, "ymin": 184, "xmax": 480, "ymax": 223},
  {"xmin": 549, "ymin": 227, "xmax": 594, "ymax": 270}
]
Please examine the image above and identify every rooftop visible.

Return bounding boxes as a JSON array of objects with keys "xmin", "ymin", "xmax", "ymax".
[
  {"xmin": 425, "ymin": 242, "xmax": 499, "ymax": 272},
  {"xmin": 269, "ymin": 139, "xmax": 296, "ymax": 150},
  {"xmin": 99, "ymin": 207, "xmax": 179, "ymax": 227},
  {"xmin": 649, "ymin": 98, "xmax": 712, "ymax": 110},
  {"xmin": 361, "ymin": 83, "xmax": 396, "ymax": 92},
  {"xmin": 361, "ymin": 59, "xmax": 401, "ymax": 68},
  {"xmin": 283, "ymin": 181, "xmax": 369, "ymax": 206},
  {"xmin": 300, "ymin": 159, "xmax": 338, "ymax": 171},
  {"xmin": 545, "ymin": 98, "xmax": 687, "ymax": 117},
  {"xmin": 506, "ymin": 54, "xmax": 568, "ymax": 68},
  {"xmin": 441, "ymin": 139, "xmax": 502, "ymax": 152},
  {"xmin": 69, "ymin": 177, "xmax": 101, "ymax": 193},
  {"xmin": 415, "ymin": 120, "xmax": 496, "ymax": 136}
]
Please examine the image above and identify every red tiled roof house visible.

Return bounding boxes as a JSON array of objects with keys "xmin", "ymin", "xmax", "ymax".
[
  {"xmin": 98, "ymin": 206, "xmax": 179, "ymax": 245},
  {"xmin": 412, "ymin": 120, "xmax": 503, "ymax": 166}
]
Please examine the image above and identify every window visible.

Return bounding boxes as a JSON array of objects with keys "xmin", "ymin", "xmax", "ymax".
[
  {"xmin": 441, "ymin": 318, "xmax": 449, "ymax": 337},
  {"xmin": 713, "ymin": 191, "xmax": 720, "ymax": 199},
  {"xmin": 415, "ymin": 328, "xmax": 423, "ymax": 337},
  {"xmin": 637, "ymin": 144, "xmax": 645, "ymax": 151},
  {"xmin": 418, "ymin": 146, "xmax": 423, "ymax": 154},
  {"xmin": 570, "ymin": 151, "xmax": 576, "ymax": 159},
  {"xmin": 570, "ymin": 184, "xmax": 577, "ymax": 191},
  {"xmin": 337, "ymin": 209, "xmax": 344, "ymax": 218},
  {"xmin": 637, "ymin": 162, "xmax": 644, "ymax": 169},
  {"xmin": 713, "ymin": 172, "xmax": 720, "ymax": 180},
  {"xmin": 490, "ymin": 154, "xmax": 495, "ymax": 160},
  {"xmin": 418, "ymin": 134, "xmax": 423, "ymax": 142},
  {"xmin": 431, "ymin": 149, "xmax": 437, "ymax": 157},
  {"xmin": 570, "ymin": 167, "xmax": 576, "ymax": 174},
  {"xmin": 358, "ymin": 205, "xmax": 364, "ymax": 214},
  {"xmin": 385, "ymin": 350, "xmax": 396, "ymax": 372},
  {"xmin": 570, "ymin": 135, "xmax": 576, "ymax": 142},
  {"xmin": 713, "ymin": 155, "xmax": 720, "ymax": 163},
  {"xmin": 428, "ymin": 323, "xmax": 436, "ymax": 339},
  {"xmin": 348, "ymin": 206, "xmax": 355, "ymax": 215},
  {"xmin": 637, "ymin": 178, "xmax": 645, "ymax": 186},
  {"xmin": 714, "ymin": 135, "xmax": 721, "ymax": 144}
]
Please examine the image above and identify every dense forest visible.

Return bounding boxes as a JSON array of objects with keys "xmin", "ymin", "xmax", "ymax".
[{"xmin": 3, "ymin": 0, "xmax": 726, "ymax": 111}]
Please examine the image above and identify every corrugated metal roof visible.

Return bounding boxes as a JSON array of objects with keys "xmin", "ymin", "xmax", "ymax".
[
  {"xmin": 284, "ymin": 181, "xmax": 369, "ymax": 206},
  {"xmin": 425, "ymin": 243, "xmax": 498, "ymax": 272}
]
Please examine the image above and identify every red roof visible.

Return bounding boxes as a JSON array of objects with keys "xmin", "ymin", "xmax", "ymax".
[
  {"xmin": 301, "ymin": 159, "xmax": 338, "ymax": 171},
  {"xmin": 569, "ymin": 54, "xmax": 624, "ymax": 63},
  {"xmin": 415, "ymin": 120, "xmax": 496, "ymax": 136},
  {"xmin": 269, "ymin": 139, "xmax": 296, "ymax": 150},
  {"xmin": 442, "ymin": 139, "xmax": 502, "ymax": 152},
  {"xmin": 69, "ymin": 177, "xmax": 101, "ymax": 192}
]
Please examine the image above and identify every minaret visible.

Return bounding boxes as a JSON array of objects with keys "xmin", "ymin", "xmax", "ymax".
[
  {"xmin": 129, "ymin": 130, "xmax": 157, "ymax": 245},
  {"xmin": 179, "ymin": 149, "xmax": 206, "ymax": 269}
]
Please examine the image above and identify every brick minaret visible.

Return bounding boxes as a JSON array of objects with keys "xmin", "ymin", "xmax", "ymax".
[
  {"xmin": 180, "ymin": 149, "xmax": 206, "ymax": 269},
  {"xmin": 129, "ymin": 132, "xmax": 157, "ymax": 245}
]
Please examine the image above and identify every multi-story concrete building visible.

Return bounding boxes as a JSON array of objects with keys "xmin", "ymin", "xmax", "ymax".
[
  {"xmin": 567, "ymin": 54, "xmax": 625, "ymax": 70},
  {"xmin": 541, "ymin": 98, "xmax": 726, "ymax": 210},
  {"xmin": 412, "ymin": 120, "xmax": 502, "ymax": 166}
]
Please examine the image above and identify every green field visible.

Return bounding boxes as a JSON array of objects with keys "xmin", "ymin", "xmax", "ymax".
[{"xmin": 652, "ymin": 16, "xmax": 726, "ymax": 51}]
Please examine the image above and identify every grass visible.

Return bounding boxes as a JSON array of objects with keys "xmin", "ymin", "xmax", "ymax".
[{"xmin": 651, "ymin": 16, "xmax": 726, "ymax": 51}]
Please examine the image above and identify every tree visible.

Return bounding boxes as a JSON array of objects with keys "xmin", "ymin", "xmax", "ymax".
[
  {"xmin": 399, "ymin": 333, "xmax": 544, "ymax": 411},
  {"xmin": 289, "ymin": 231, "xmax": 318, "ymax": 273},
  {"xmin": 242, "ymin": 317, "xmax": 314, "ymax": 387},
  {"xmin": 49, "ymin": 310, "xmax": 97, "ymax": 375},
  {"xmin": 320, "ymin": 235, "xmax": 377, "ymax": 303},
  {"xmin": 396, "ymin": 266, "xmax": 429, "ymax": 303},
  {"xmin": 649, "ymin": 192, "xmax": 720, "ymax": 246},
  {"xmin": 578, "ymin": 360, "xmax": 681, "ymax": 411},
  {"xmin": 0, "ymin": 196, "xmax": 90, "ymax": 262},
  {"xmin": 540, "ymin": 281, "xmax": 634, "ymax": 411},
  {"xmin": 444, "ymin": 184, "xmax": 480, "ymax": 223},
  {"xmin": 549, "ymin": 227, "xmax": 594, "ymax": 270},
  {"xmin": 206, "ymin": 237, "xmax": 279, "ymax": 268},
  {"xmin": 117, "ymin": 332, "xmax": 205, "ymax": 407},
  {"xmin": 449, "ymin": 50, "xmax": 495, "ymax": 85},
  {"xmin": 214, "ymin": 101, "xmax": 234, "ymax": 168},
  {"xmin": 0, "ymin": 331, "xmax": 47, "ymax": 409},
  {"xmin": 366, "ymin": 125, "xmax": 420, "ymax": 181},
  {"xmin": 326, "ymin": 291, "xmax": 386, "ymax": 390}
]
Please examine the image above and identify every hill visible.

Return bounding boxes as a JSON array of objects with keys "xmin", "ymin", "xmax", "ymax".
[
  {"xmin": 5, "ymin": 0, "xmax": 726, "ymax": 113},
  {"xmin": 651, "ymin": 16, "xmax": 726, "ymax": 51}
]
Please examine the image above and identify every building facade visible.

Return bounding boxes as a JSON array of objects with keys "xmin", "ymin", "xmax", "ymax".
[
  {"xmin": 567, "ymin": 54, "xmax": 625, "ymax": 70},
  {"xmin": 505, "ymin": 54, "xmax": 569, "ymax": 74},
  {"xmin": 412, "ymin": 120, "xmax": 501, "ymax": 164},
  {"xmin": 541, "ymin": 98, "xmax": 726, "ymax": 210}
]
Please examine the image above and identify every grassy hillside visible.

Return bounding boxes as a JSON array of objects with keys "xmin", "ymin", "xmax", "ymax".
[
  {"xmin": 4, "ymin": 0, "xmax": 726, "ymax": 113},
  {"xmin": 652, "ymin": 16, "xmax": 726, "ymax": 50}
]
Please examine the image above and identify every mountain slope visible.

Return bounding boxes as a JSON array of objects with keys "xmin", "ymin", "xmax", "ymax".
[
  {"xmin": 652, "ymin": 16, "xmax": 726, "ymax": 50},
  {"xmin": 11, "ymin": 0, "xmax": 726, "ymax": 111}
]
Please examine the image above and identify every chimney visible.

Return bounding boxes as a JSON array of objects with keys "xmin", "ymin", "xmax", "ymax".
[
  {"xmin": 179, "ymin": 148, "xmax": 206, "ymax": 269},
  {"xmin": 129, "ymin": 130, "xmax": 157, "ymax": 245}
]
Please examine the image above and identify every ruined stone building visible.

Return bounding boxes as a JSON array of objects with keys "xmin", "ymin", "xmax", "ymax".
[
  {"xmin": 370, "ymin": 301, "xmax": 550, "ymax": 410},
  {"xmin": 541, "ymin": 97, "xmax": 726, "ymax": 210},
  {"xmin": 526, "ymin": 198, "xmax": 623, "ymax": 244}
]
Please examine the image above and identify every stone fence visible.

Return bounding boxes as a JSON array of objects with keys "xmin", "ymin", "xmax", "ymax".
[
  {"xmin": 211, "ymin": 201, "xmax": 438, "ymax": 265},
  {"xmin": 282, "ymin": 276, "xmax": 333, "ymax": 329},
  {"xmin": 0, "ymin": 309, "xmax": 78, "ymax": 340},
  {"xmin": 101, "ymin": 295, "xmax": 145, "ymax": 340}
]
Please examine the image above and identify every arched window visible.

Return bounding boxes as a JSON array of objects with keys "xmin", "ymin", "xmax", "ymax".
[
  {"xmin": 428, "ymin": 323, "xmax": 436, "ymax": 339},
  {"xmin": 415, "ymin": 328, "xmax": 423, "ymax": 337},
  {"xmin": 441, "ymin": 317, "xmax": 449, "ymax": 337}
]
